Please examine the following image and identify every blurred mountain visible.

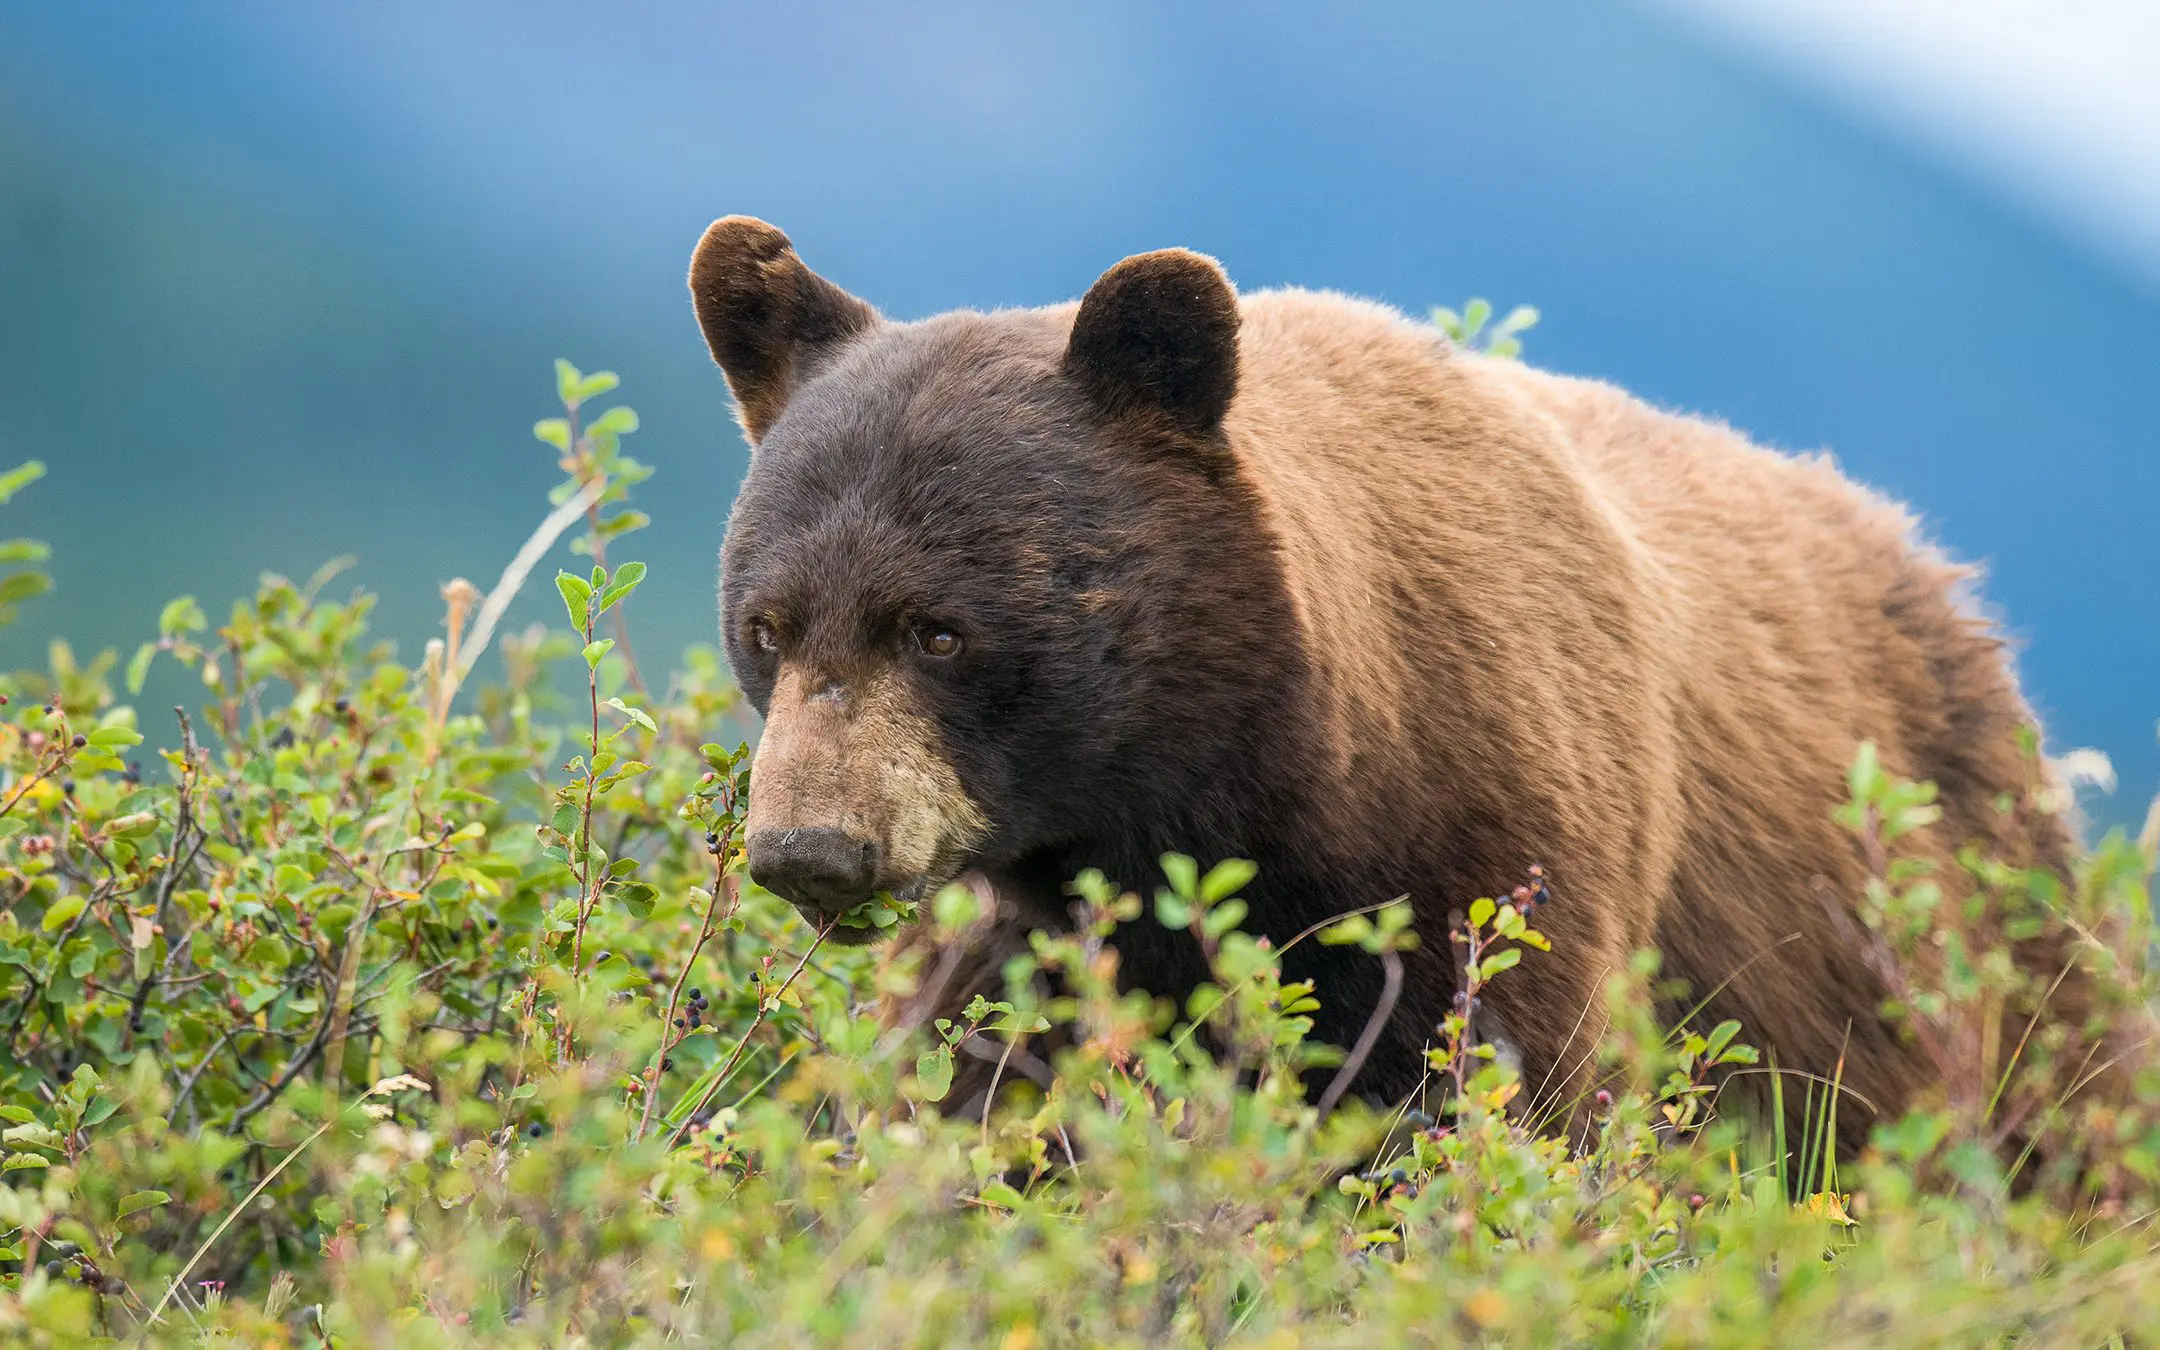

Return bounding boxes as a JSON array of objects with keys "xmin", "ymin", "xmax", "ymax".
[{"xmin": 1, "ymin": 0, "xmax": 2153, "ymax": 819}]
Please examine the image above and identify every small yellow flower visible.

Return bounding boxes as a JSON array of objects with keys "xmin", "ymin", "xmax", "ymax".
[
  {"xmin": 1465, "ymin": 1289, "xmax": 1506, "ymax": 1326},
  {"xmin": 1805, "ymin": 1192, "xmax": 1858, "ymax": 1227}
]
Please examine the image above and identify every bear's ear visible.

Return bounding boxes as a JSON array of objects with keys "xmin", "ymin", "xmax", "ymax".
[
  {"xmin": 1063, "ymin": 248, "xmax": 1239, "ymax": 437},
  {"xmin": 688, "ymin": 216, "xmax": 878, "ymax": 443}
]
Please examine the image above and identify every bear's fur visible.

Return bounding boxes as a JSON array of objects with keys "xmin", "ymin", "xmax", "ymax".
[{"xmin": 690, "ymin": 217, "xmax": 2081, "ymax": 1146}]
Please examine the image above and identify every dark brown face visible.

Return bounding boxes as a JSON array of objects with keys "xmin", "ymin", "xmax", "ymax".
[{"xmin": 688, "ymin": 217, "xmax": 1246, "ymax": 938}]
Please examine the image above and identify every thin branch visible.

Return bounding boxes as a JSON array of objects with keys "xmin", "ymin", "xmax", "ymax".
[{"xmin": 1317, "ymin": 949, "xmax": 1402, "ymax": 1121}]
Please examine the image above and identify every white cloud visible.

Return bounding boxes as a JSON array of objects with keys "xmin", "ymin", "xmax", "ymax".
[{"xmin": 1651, "ymin": 0, "xmax": 2160, "ymax": 286}]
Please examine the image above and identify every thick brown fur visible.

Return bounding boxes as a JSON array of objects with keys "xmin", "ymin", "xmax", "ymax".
[{"xmin": 691, "ymin": 219, "xmax": 2081, "ymax": 1150}]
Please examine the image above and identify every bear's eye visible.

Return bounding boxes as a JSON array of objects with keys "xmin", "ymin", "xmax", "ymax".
[
  {"xmin": 913, "ymin": 626, "xmax": 963, "ymax": 659},
  {"xmin": 746, "ymin": 617, "xmax": 779, "ymax": 656}
]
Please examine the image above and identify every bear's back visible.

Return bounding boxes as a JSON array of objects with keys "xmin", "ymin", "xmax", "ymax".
[{"xmin": 1215, "ymin": 287, "xmax": 2066, "ymax": 1131}]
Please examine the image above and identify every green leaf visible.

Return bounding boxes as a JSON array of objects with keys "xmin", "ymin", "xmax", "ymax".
[
  {"xmin": 126, "ymin": 643, "xmax": 157, "ymax": 695},
  {"xmin": 0, "ymin": 460, "xmax": 45, "ymax": 505},
  {"xmin": 1704, "ymin": 1019, "xmax": 1742, "ymax": 1064},
  {"xmin": 0, "ymin": 539, "xmax": 50, "ymax": 563},
  {"xmin": 1476, "ymin": 948, "xmax": 1522, "ymax": 981},
  {"xmin": 588, "ymin": 405, "xmax": 639, "ymax": 437},
  {"xmin": 571, "ymin": 371, "xmax": 620, "ymax": 404},
  {"xmin": 1201, "ymin": 899, "xmax": 1249, "ymax": 940},
  {"xmin": 915, "ymin": 1046, "xmax": 954, "ymax": 1101},
  {"xmin": 555, "ymin": 572, "xmax": 593, "ymax": 631},
  {"xmin": 533, "ymin": 418, "xmax": 572, "ymax": 451},
  {"xmin": 117, "ymin": 1189, "xmax": 170, "ymax": 1219},
  {"xmin": 605, "ymin": 698, "xmax": 656, "ymax": 734},
  {"xmin": 1160, "ymin": 853, "xmax": 1199, "ymax": 901},
  {"xmin": 0, "ymin": 572, "xmax": 51, "ymax": 606},
  {"xmin": 582, "ymin": 639, "xmax": 615, "ymax": 669},
  {"xmin": 594, "ymin": 509, "xmax": 650, "ymax": 541},
  {"xmin": 105, "ymin": 812, "xmax": 161, "ymax": 838},
  {"xmin": 616, "ymin": 882, "xmax": 657, "ymax": 919},
  {"xmin": 554, "ymin": 358, "xmax": 583, "ymax": 405},
  {"xmin": 977, "ymin": 1182, "xmax": 1026, "ymax": 1211},
  {"xmin": 1467, "ymin": 897, "xmax": 1496, "ymax": 929},
  {"xmin": 1198, "ymin": 858, "xmax": 1257, "ymax": 905},
  {"xmin": 597, "ymin": 560, "xmax": 647, "ymax": 613},
  {"xmin": 550, "ymin": 801, "xmax": 581, "ymax": 841},
  {"xmin": 42, "ymin": 895, "xmax": 86, "ymax": 933},
  {"xmin": 2, "ymin": 1154, "xmax": 49, "ymax": 1171},
  {"xmin": 87, "ymin": 726, "xmax": 143, "ymax": 750},
  {"xmin": 158, "ymin": 595, "xmax": 207, "ymax": 636},
  {"xmin": 932, "ymin": 882, "xmax": 983, "ymax": 933},
  {"xmin": 1319, "ymin": 914, "xmax": 1373, "ymax": 947},
  {"xmin": 1155, "ymin": 892, "xmax": 1193, "ymax": 930}
]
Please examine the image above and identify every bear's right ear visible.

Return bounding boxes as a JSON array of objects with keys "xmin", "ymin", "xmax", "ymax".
[{"xmin": 688, "ymin": 217, "xmax": 878, "ymax": 443}]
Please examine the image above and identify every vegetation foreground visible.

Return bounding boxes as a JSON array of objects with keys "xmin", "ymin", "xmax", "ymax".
[{"xmin": 0, "ymin": 353, "xmax": 2155, "ymax": 1347}]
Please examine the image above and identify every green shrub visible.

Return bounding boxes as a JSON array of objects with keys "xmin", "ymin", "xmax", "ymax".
[{"xmin": 0, "ymin": 361, "xmax": 2154, "ymax": 1347}]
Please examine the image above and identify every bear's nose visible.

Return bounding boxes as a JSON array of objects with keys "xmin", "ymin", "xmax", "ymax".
[{"xmin": 746, "ymin": 827, "xmax": 880, "ymax": 911}]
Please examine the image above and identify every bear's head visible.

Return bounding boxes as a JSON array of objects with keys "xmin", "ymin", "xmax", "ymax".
[{"xmin": 689, "ymin": 217, "xmax": 1294, "ymax": 942}]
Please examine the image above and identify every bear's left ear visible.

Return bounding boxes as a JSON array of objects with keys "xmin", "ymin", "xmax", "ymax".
[
  {"xmin": 688, "ymin": 216, "xmax": 878, "ymax": 443},
  {"xmin": 1063, "ymin": 249, "xmax": 1239, "ymax": 437}
]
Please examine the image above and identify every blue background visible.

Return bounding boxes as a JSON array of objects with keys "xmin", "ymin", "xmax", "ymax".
[{"xmin": 1, "ymin": 1, "xmax": 2153, "ymax": 822}]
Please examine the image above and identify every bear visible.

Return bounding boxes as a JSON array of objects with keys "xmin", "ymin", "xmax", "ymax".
[{"xmin": 686, "ymin": 215, "xmax": 2089, "ymax": 1150}]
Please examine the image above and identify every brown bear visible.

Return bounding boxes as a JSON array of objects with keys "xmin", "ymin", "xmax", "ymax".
[{"xmin": 687, "ymin": 215, "xmax": 2081, "ymax": 1146}]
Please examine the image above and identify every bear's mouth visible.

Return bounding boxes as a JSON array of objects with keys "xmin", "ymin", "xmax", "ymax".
[{"xmin": 790, "ymin": 869, "xmax": 967, "ymax": 947}]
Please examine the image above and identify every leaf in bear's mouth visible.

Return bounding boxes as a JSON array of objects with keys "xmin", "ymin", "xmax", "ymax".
[{"xmin": 832, "ymin": 889, "xmax": 914, "ymax": 931}]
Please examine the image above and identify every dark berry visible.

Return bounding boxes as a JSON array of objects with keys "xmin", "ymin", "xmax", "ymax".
[
  {"xmin": 688, "ymin": 988, "xmax": 701, "ymax": 1002},
  {"xmin": 595, "ymin": 950, "xmax": 610, "ymax": 964},
  {"xmin": 69, "ymin": 734, "xmax": 86, "ymax": 749},
  {"xmin": 59, "ymin": 780, "xmax": 74, "ymax": 796},
  {"xmin": 43, "ymin": 1261, "xmax": 62, "ymax": 1277},
  {"xmin": 663, "ymin": 1056, "xmax": 676, "ymax": 1072},
  {"xmin": 334, "ymin": 698, "xmax": 351, "ymax": 714},
  {"xmin": 268, "ymin": 727, "xmax": 295, "ymax": 750},
  {"xmin": 673, "ymin": 1017, "xmax": 686, "ymax": 1028},
  {"xmin": 527, "ymin": 1122, "xmax": 543, "ymax": 1138}
]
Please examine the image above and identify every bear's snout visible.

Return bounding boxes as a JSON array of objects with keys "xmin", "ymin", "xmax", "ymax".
[
  {"xmin": 747, "ymin": 826, "xmax": 881, "ymax": 912},
  {"xmin": 738, "ymin": 665, "xmax": 991, "ymax": 938}
]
